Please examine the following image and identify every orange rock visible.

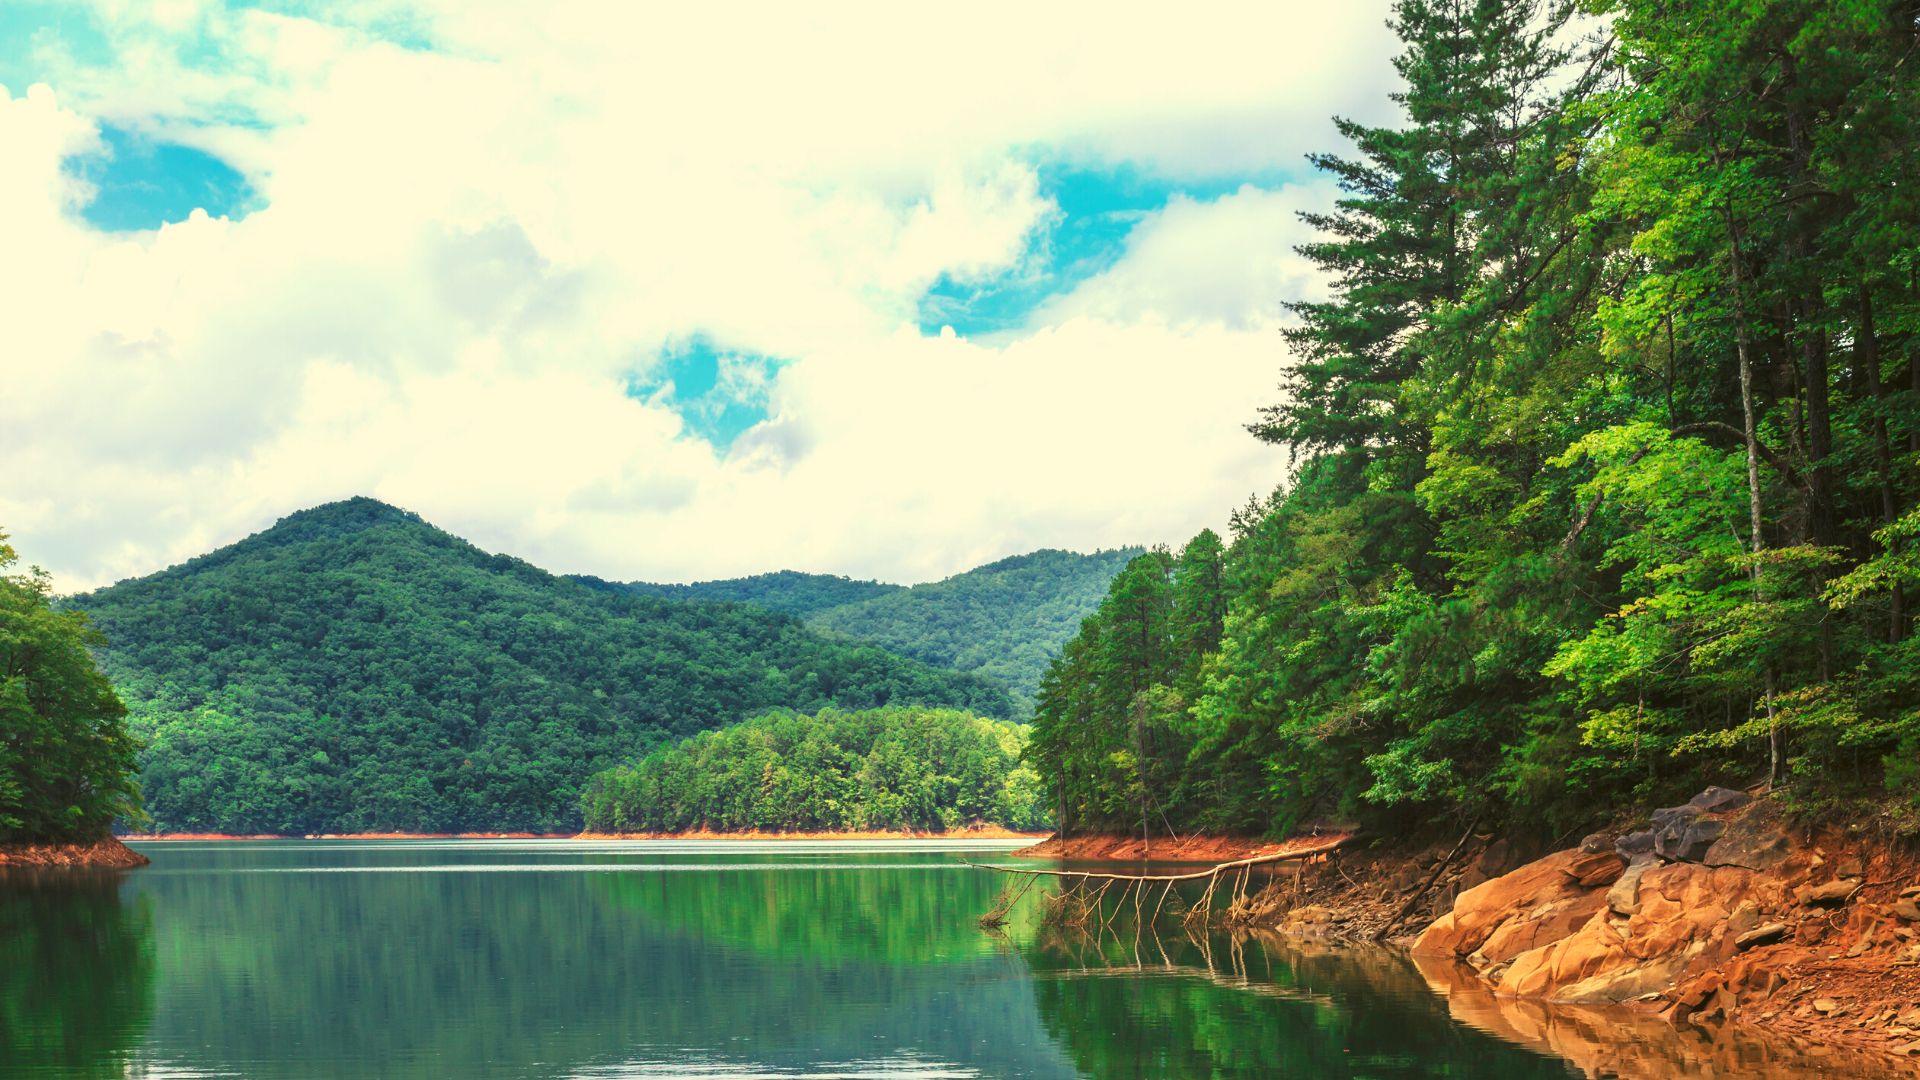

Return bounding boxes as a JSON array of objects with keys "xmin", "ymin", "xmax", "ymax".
[{"xmin": 1412, "ymin": 848, "xmax": 1606, "ymax": 957}]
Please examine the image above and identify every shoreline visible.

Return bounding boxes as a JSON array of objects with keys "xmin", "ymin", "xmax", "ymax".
[
  {"xmin": 576, "ymin": 826, "xmax": 1051, "ymax": 842},
  {"xmin": 0, "ymin": 836, "xmax": 151, "ymax": 868},
  {"xmin": 122, "ymin": 827, "xmax": 1050, "ymax": 843},
  {"xmin": 1012, "ymin": 794, "xmax": 1920, "ymax": 1068},
  {"xmin": 125, "ymin": 831, "xmax": 578, "ymax": 841}
]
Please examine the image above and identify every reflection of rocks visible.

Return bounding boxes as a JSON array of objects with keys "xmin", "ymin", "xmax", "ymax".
[{"xmin": 1413, "ymin": 950, "xmax": 1920, "ymax": 1079}]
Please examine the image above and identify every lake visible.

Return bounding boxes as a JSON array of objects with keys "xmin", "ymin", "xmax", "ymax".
[{"xmin": 1, "ymin": 840, "xmax": 1908, "ymax": 1078}]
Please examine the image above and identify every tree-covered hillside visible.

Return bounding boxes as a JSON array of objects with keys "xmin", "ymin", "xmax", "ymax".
[
  {"xmin": 1, "ymin": 532, "xmax": 143, "ymax": 844},
  {"xmin": 1031, "ymin": 0, "xmax": 1920, "ymax": 841},
  {"xmin": 807, "ymin": 548, "xmax": 1143, "ymax": 711},
  {"xmin": 68, "ymin": 498, "xmax": 1014, "ymax": 835},
  {"xmin": 579, "ymin": 707, "xmax": 1047, "ymax": 833},
  {"xmin": 575, "ymin": 570, "xmax": 903, "ymax": 619}
]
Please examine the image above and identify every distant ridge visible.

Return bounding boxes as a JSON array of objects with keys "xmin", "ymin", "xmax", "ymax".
[
  {"xmin": 572, "ymin": 569, "xmax": 904, "ymax": 618},
  {"xmin": 67, "ymin": 497, "xmax": 1014, "ymax": 835},
  {"xmin": 592, "ymin": 546, "xmax": 1145, "ymax": 710}
]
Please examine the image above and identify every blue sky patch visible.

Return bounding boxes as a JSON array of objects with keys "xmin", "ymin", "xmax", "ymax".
[
  {"xmin": 628, "ymin": 337, "xmax": 787, "ymax": 451},
  {"xmin": 915, "ymin": 159, "xmax": 1291, "ymax": 338},
  {"xmin": 65, "ymin": 123, "xmax": 262, "ymax": 231}
]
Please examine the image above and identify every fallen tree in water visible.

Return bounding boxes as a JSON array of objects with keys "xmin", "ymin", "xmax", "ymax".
[{"xmin": 969, "ymin": 834, "xmax": 1357, "ymax": 931}]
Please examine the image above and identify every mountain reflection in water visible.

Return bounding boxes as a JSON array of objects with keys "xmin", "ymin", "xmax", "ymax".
[{"xmin": 2, "ymin": 841, "xmax": 1915, "ymax": 1079}]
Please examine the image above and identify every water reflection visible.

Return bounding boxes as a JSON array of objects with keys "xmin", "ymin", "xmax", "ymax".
[
  {"xmin": 5, "ymin": 842, "xmax": 1916, "ymax": 1079},
  {"xmin": 0, "ymin": 869, "xmax": 156, "ymax": 1080}
]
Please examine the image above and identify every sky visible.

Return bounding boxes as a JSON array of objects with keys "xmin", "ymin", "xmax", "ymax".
[{"xmin": 0, "ymin": 1, "xmax": 1400, "ymax": 592}]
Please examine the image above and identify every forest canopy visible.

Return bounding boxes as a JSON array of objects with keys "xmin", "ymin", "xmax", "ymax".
[
  {"xmin": 67, "ymin": 499, "xmax": 1015, "ymax": 835},
  {"xmin": 0, "ymin": 531, "xmax": 143, "ymax": 844},
  {"xmin": 1029, "ymin": 0, "xmax": 1920, "ymax": 842},
  {"xmin": 579, "ymin": 707, "xmax": 1048, "ymax": 834}
]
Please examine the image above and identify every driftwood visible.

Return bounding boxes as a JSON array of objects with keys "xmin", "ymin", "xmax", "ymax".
[
  {"xmin": 1372, "ymin": 820, "xmax": 1477, "ymax": 942},
  {"xmin": 970, "ymin": 835, "xmax": 1357, "ymax": 931},
  {"xmin": 966, "ymin": 835, "xmax": 1355, "ymax": 884}
]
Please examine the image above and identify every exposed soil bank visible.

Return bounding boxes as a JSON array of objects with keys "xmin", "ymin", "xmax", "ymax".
[
  {"xmin": 0, "ymin": 836, "xmax": 150, "ymax": 868},
  {"xmin": 128, "ymin": 831, "xmax": 576, "ymax": 841},
  {"xmin": 1012, "ymin": 831, "xmax": 1342, "ymax": 862},
  {"xmin": 577, "ymin": 826, "xmax": 1050, "ymax": 841},
  {"xmin": 1017, "ymin": 793, "xmax": 1920, "ymax": 1067}
]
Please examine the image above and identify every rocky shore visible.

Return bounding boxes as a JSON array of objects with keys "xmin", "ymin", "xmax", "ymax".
[
  {"xmin": 0, "ymin": 836, "xmax": 150, "ymax": 868},
  {"xmin": 1023, "ymin": 790, "xmax": 1920, "ymax": 1066},
  {"xmin": 1406, "ymin": 788, "xmax": 1920, "ymax": 1062}
]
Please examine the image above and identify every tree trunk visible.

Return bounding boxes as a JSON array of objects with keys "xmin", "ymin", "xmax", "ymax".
[
  {"xmin": 1723, "ymin": 215, "xmax": 1780, "ymax": 786},
  {"xmin": 1858, "ymin": 284, "xmax": 1905, "ymax": 642}
]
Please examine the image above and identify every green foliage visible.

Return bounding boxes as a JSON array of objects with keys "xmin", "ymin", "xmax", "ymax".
[
  {"xmin": 805, "ymin": 547, "xmax": 1142, "ymax": 712},
  {"xmin": 578, "ymin": 706, "xmax": 1047, "ymax": 833},
  {"xmin": 0, "ymin": 532, "xmax": 144, "ymax": 843},
  {"xmin": 68, "ymin": 499, "xmax": 1015, "ymax": 835},
  {"xmin": 574, "ymin": 570, "xmax": 903, "ymax": 618},
  {"xmin": 1032, "ymin": 0, "xmax": 1920, "ymax": 841}
]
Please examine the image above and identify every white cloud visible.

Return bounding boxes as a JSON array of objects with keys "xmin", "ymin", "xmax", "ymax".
[
  {"xmin": 0, "ymin": 3, "xmax": 1400, "ymax": 591},
  {"xmin": 1032, "ymin": 183, "xmax": 1337, "ymax": 330}
]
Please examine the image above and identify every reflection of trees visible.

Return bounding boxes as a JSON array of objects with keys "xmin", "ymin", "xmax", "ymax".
[
  {"xmin": 0, "ymin": 870, "xmax": 155, "ymax": 1079},
  {"xmin": 1020, "ymin": 921, "xmax": 1920, "ymax": 1080},
  {"xmin": 592, "ymin": 859, "xmax": 1045, "ymax": 965},
  {"xmin": 1018, "ymin": 926, "xmax": 1576, "ymax": 1080},
  {"xmin": 126, "ymin": 853, "xmax": 1073, "ymax": 1079}
]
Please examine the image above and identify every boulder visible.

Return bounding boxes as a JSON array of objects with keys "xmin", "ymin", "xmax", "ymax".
[
  {"xmin": 1686, "ymin": 786, "xmax": 1753, "ymax": 813},
  {"xmin": 1893, "ymin": 900, "xmax": 1920, "ymax": 922},
  {"xmin": 1803, "ymin": 879, "xmax": 1860, "ymax": 907},
  {"xmin": 1614, "ymin": 830, "xmax": 1656, "ymax": 861},
  {"xmin": 1656, "ymin": 816, "xmax": 1725, "ymax": 863},
  {"xmin": 1608, "ymin": 855, "xmax": 1657, "ymax": 917},
  {"xmin": 1703, "ymin": 801, "xmax": 1794, "ymax": 871},
  {"xmin": 1734, "ymin": 923, "xmax": 1788, "ymax": 950},
  {"xmin": 1413, "ymin": 849, "xmax": 1608, "ymax": 958},
  {"xmin": 1566, "ymin": 850, "xmax": 1625, "ymax": 888}
]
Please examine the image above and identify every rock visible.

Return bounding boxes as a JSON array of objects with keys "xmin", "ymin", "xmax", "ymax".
[
  {"xmin": 1656, "ymin": 815, "xmax": 1725, "ymax": 863},
  {"xmin": 1703, "ymin": 800, "xmax": 1795, "ymax": 871},
  {"xmin": 1412, "ymin": 849, "xmax": 1612, "ymax": 958},
  {"xmin": 1804, "ymin": 879, "xmax": 1860, "ymax": 906},
  {"xmin": 1895, "ymin": 1042, "xmax": 1920, "ymax": 1057},
  {"xmin": 1614, "ymin": 830, "xmax": 1656, "ymax": 861},
  {"xmin": 1553, "ymin": 952, "xmax": 1687, "ymax": 1005},
  {"xmin": 1735, "ymin": 923, "xmax": 1788, "ymax": 950},
  {"xmin": 1566, "ymin": 850, "xmax": 1625, "ymax": 888},
  {"xmin": 1650, "ymin": 804, "xmax": 1702, "ymax": 833},
  {"xmin": 1814, "ymin": 997, "xmax": 1840, "ymax": 1014},
  {"xmin": 1892, "ymin": 900, "xmax": 1920, "ymax": 922},
  {"xmin": 1608, "ymin": 855, "xmax": 1656, "ymax": 916},
  {"xmin": 1476, "ymin": 893, "xmax": 1609, "ymax": 965},
  {"xmin": 1687, "ymin": 786, "xmax": 1753, "ymax": 813}
]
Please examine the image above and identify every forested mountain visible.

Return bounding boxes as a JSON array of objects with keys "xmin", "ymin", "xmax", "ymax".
[
  {"xmin": 574, "ymin": 570, "xmax": 903, "ymax": 618},
  {"xmin": 589, "ymin": 548, "xmax": 1141, "ymax": 710},
  {"xmin": 1031, "ymin": 0, "xmax": 1920, "ymax": 842},
  {"xmin": 579, "ymin": 707, "xmax": 1047, "ymax": 833},
  {"xmin": 66, "ymin": 498, "xmax": 1014, "ymax": 835},
  {"xmin": 807, "ymin": 548, "xmax": 1143, "ymax": 710}
]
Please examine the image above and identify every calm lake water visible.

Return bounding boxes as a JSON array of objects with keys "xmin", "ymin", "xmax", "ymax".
[{"xmin": 2, "ymin": 840, "xmax": 1910, "ymax": 1079}]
